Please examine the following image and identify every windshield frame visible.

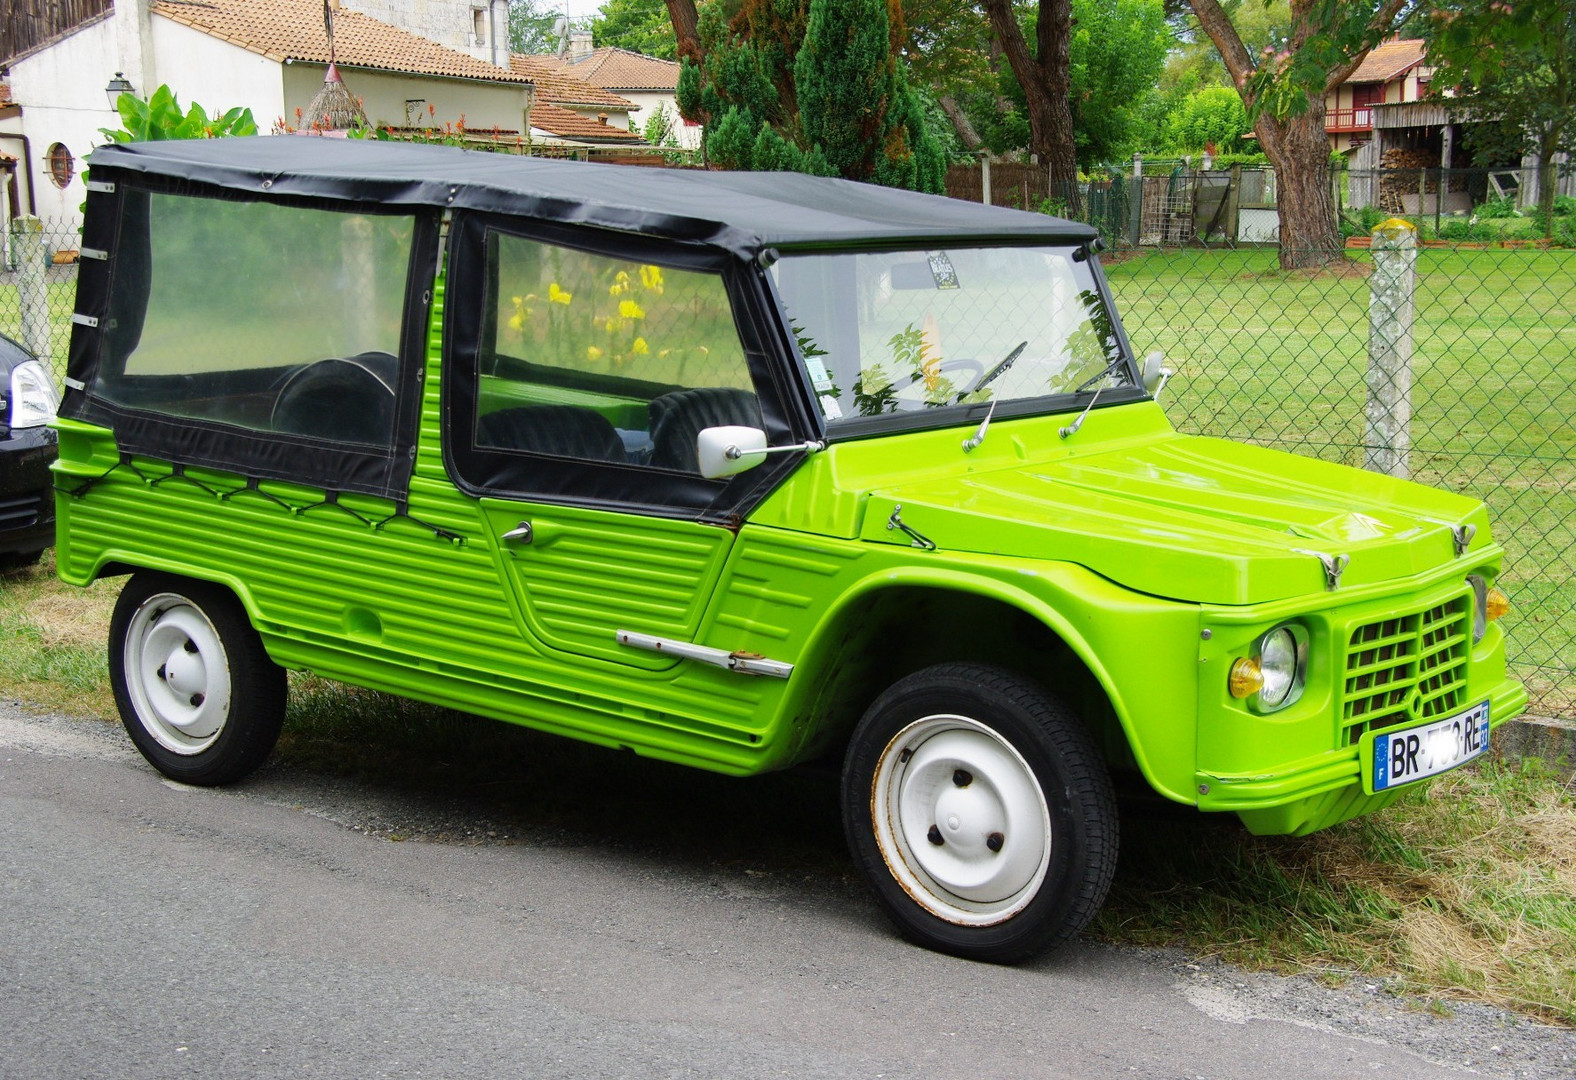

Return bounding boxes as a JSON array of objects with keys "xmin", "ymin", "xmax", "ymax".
[{"xmin": 762, "ymin": 239, "xmax": 1145, "ymax": 442}]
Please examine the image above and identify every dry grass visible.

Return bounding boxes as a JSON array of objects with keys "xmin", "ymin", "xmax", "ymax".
[
  {"xmin": 1099, "ymin": 760, "xmax": 1576, "ymax": 1025},
  {"xmin": 0, "ymin": 552, "xmax": 117, "ymax": 716}
]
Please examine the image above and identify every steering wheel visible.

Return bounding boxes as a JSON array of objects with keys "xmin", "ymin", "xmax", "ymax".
[{"xmin": 890, "ymin": 357, "xmax": 986, "ymax": 393}]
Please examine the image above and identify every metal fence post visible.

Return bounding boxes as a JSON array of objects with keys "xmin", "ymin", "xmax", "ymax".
[
  {"xmin": 10, "ymin": 216, "xmax": 52, "ymax": 363},
  {"xmin": 1364, "ymin": 218, "xmax": 1416, "ymax": 478},
  {"xmin": 1128, "ymin": 153, "xmax": 1143, "ymax": 246}
]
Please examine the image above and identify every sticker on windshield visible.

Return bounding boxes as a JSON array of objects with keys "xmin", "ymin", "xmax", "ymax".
[
  {"xmin": 927, "ymin": 251, "xmax": 960, "ymax": 290},
  {"xmin": 805, "ymin": 356, "xmax": 836, "ymax": 393},
  {"xmin": 818, "ymin": 394, "xmax": 844, "ymax": 420}
]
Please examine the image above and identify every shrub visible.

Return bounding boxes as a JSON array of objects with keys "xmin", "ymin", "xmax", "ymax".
[{"xmin": 1476, "ymin": 195, "xmax": 1520, "ymax": 219}]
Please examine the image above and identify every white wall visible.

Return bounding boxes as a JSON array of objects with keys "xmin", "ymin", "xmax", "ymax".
[
  {"xmin": 149, "ymin": 19, "xmax": 287, "ymax": 130},
  {"xmin": 7, "ymin": 16, "xmax": 122, "ymax": 221},
  {"xmin": 337, "ymin": 0, "xmax": 509, "ymax": 67},
  {"xmin": 616, "ymin": 91, "xmax": 701, "ymax": 150},
  {"xmin": 282, "ymin": 64, "xmax": 530, "ymax": 134}
]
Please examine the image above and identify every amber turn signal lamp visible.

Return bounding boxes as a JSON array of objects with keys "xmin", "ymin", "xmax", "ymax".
[
  {"xmin": 1486, "ymin": 587, "xmax": 1510, "ymax": 622},
  {"xmin": 1229, "ymin": 657, "xmax": 1265, "ymax": 699}
]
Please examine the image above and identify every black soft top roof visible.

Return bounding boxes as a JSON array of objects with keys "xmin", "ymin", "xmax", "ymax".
[{"xmin": 88, "ymin": 137, "xmax": 1096, "ymax": 259}]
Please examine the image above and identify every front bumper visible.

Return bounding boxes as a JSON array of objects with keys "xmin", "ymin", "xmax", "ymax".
[
  {"xmin": 0, "ymin": 424, "xmax": 58, "ymax": 556},
  {"xmin": 1192, "ymin": 567, "xmax": 1526, "ymax": 836}
]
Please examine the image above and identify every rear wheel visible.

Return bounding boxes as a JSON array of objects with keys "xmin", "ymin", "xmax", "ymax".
[
  {"xmin": 109, "ymin": 572, "xmax": 286, "ymax": 785},
  {"xmin": 842, "ymin": 663, "xmax": 1117, "ymax": 963}
]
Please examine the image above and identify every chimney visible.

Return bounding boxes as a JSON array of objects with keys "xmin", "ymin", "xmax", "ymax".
[
  {"xmin": 568, "ymin": 29, "xmax": 594, "ymax": 63},
  {"xmin": 112, "ymin": 0, "xmax": 157, "ymax": 102}
]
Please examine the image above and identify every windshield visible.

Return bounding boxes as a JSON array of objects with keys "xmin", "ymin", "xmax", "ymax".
[{"xmin": 770, "ymin": 246, "xmax": 1130, "ymax": 427}]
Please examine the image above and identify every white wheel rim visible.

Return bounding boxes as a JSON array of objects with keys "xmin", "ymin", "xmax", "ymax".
[
  {"xmin": 122, "ymin": 593, "xmax": 233, "ymax": 756},
  {"xmin": 871, "ymin": 715, "xmax": 1052, "ymax": 927}
]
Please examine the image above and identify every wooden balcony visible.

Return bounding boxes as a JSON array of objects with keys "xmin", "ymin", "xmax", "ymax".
[{"xmin": 1325, "ymin": 107, "xmax": 1374, "ymax": 133}]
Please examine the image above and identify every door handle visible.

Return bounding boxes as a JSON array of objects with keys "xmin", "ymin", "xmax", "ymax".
[{"xmin": 501, "ymin": 521, "xmax": 533, "ymax": 544}]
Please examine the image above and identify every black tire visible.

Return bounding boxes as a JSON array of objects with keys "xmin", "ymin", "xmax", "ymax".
[
  {"xmin": 0, "ymin": 549, "xmax": 45, "ymax": 575},
  {"xmin": 108, "ymin": 571, "xmax": 286, "ymax": 785},
  {"xmin": 841, "ymin": 663, "xmax": 1118, "ymax": 963}
]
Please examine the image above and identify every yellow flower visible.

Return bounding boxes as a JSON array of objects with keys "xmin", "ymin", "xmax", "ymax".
[
  {"xmin": 508, "ymin": 312, "xmax": 525, "ymax": 331},
  {"xmin": 639, "ymin": 264, "xmax": 665, "ymax": 293},
  {"xmin": 548, "ymin": 282, "xmax": 572, "ymax": 305},
  {"xmin": 632, "ymin": 337, "xmax": 650, "ymax": 355},
  {"xmin": 658, "ymin": 348, "xmax": 671, "ymax": 358},
  {"xmin": 619, "ymin": 299, "xmax": 645, "ymax": 320},
  {"xmin": 603, "ymin": 317, "xmax": 619, "ymax": 333},
  {"xmin": 586, "ymin": 345, "xmax": 604, "ymax": 361}
]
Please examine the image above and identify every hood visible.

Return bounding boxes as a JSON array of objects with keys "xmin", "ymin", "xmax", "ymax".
[{"xmin": 859, "ymin": 432, "xmax": 1491, "ymax": 605}]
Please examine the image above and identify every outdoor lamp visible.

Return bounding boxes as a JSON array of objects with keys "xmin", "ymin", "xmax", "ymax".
[{"xmin": 105, "ymin": 72, "xmax": 135, "ymax": 108}]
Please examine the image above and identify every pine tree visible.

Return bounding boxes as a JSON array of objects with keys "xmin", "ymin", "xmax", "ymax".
[{"xmin": 675, "ymin": 0, "xmax": 943, "ymax": 192}]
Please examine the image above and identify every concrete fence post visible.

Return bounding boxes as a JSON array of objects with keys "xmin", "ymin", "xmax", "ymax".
[
  {"xmin": 1364, "ymin": 218, "xmax": 1417, "ymax": 478},
  {"xmin": 979, "ymin": 150, "xmax": 992, "ymax": 206},
  {"xmin": 10, "ymin": 216, "xmax": 52, "ymax": 362}
]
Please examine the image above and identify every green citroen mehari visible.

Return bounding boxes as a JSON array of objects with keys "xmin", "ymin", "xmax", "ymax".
[{"xmin": 54, "ymin": 139, "xmax": 1523, "ymax": 962}]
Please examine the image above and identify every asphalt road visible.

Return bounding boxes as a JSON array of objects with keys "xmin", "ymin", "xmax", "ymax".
[{"xmin": 3, "ymin": 702, "xmax": 1572, "ymax": 1080}]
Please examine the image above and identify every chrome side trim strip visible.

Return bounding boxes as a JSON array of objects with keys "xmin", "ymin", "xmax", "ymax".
[{"xmin": 615, "ymin": 630, "xmax": 794, "ymax": 679}]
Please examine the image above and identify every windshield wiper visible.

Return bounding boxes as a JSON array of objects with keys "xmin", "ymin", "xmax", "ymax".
[{"xmin": 1060, "ymin": 355, "xmax": 1130, "ymax": 440}]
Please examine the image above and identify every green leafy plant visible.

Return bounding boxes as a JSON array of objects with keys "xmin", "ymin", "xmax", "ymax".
[{"xmin": 99, "ymin": 85, "xmax": 257, "ymax": 142}]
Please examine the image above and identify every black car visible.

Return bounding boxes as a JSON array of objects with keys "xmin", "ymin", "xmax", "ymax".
[{"xmin": 0, "ymin": 332, "xmax": 59, "ymax": 572}]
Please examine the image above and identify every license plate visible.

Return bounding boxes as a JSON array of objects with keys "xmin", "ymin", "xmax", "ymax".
[{"xmin": 1368, "ymin": 700, "xmax": 1489, "ymax": 792}]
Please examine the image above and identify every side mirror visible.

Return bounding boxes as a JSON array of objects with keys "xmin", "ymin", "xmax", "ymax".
[
  {"xmin": 697, "ymin": 425, "xmax": 769, "ymax": 479},
  {"xmin": 1141, "ymin": 350, "xmax": 1174, "ymax": 398},
  {"xmin": 696, "ymin": 426, "xmax": 827, "ymax": 480}
]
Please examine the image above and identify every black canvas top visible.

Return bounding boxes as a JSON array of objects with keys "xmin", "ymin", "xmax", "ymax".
[{"xmin": 87, "ymin": 137, "xmax": 1096, "ymax": 258}]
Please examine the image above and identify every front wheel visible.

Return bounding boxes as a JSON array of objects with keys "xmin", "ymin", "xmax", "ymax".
[
  {"xmin": 842, "ymin": 663, "xmax": 1117, "ymax": 963},
  {"xmin": 109, "ymin": 572, "xmax": 286, "ymax": 785}
]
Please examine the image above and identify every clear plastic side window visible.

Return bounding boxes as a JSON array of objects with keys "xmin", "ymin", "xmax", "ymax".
[
  {"xmin": 478, "ymin": 232, "xmax": 761, "ymax": 473},
  {"xmin": 97, "ymin": 192, "xmax": 414, "ymax": 447}
]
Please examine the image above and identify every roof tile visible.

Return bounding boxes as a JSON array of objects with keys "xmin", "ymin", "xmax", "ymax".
[
  {"xmin": 509, "ymin": 55, "xmax": 636, "ymax": 110},
  {"xmin": 151, "ymin": 0, "xmax": 530, "ymax": 83},
  {"xmin": 1347, "ymin": 38, "xmax": 1427, "ymax": 85},
  {"xmin": 568, "ymin": 48, "xmax": 680, "ymax": 92},
  {"xmin": 529, "ymin": 101, "xmax": 644, "ymax": 143}
]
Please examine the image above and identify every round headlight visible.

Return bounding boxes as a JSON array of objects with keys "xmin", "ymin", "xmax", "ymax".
[{"xmin": 1258, "ymin": 626, "xmax": 1299, "ymax": 708}]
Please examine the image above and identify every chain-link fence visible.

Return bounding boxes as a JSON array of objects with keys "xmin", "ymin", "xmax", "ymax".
[
  {"xmin": 2, "ymin": 217, "xmax": 79, "ymax": 380},
  {"xmin": 5, "ymin": 212, "xmax": 1572, "ymax": 717},
  {"xmin": 1108, "ymin": 242, "xmax": 1574, "ymax": 718}
]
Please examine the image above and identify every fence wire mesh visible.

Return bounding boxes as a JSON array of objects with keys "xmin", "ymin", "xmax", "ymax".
[
  {"xmin": 4, "ymin": 213, "xmax": 1572, "ymax": 717},
  {"xmin": 1108, "ymin": 243, "xmax": 1574, "ymax": 718}
]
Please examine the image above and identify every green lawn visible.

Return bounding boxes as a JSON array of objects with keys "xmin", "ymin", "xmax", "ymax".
[{"xmin": 1106, "ymin": 246, "xmax": 1575, "ymax": 715}]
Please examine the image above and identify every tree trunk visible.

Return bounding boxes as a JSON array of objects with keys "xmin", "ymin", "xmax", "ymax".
[
  {"xmin": 938, "ymin": 94, "xmax": 983, "ymax": 151},
  {"xmin": 1537, "ymin": 130, "xmax": 1559, "ymax": 240},
  {"xmin": 1255, "ymin": 106, "xmax": 1343, "ymax": 268},
  {"xmin": 665, "ymin": 0, "xmax": 701, "ymax": 64},
  {"xmin": 983, "ymin": 0, "xmax": 1081, "ymax": 215}
]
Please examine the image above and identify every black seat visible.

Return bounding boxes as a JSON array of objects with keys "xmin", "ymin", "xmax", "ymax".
[
  {"xmin": 476, "ymin": 404, "xmax": 626, "ymax": 462},
  {"xmin": 270, "ymin": 353, "xmax": 397, "ymax": 445},
  {"xmin": 648, "ymin": 387, "xmax": 763, "ymax": 473}
]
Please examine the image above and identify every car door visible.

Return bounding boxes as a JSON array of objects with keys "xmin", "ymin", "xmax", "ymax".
[{"xmin": 444, "ymin": 216, "xmax": 798, "ymax": 672}]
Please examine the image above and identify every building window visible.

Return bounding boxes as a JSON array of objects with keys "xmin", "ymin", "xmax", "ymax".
[
  {"xmin": 472, "ymin": 8, "xmax": 488, "ymax": 44},
  {"xmin": 47, "ymin": 143, "xmax": 73, "ymax": 188}
]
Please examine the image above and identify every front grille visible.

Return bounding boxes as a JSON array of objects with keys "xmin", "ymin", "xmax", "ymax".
[
  {"xmin": 1340, "ymin": 595, "xmax": 1471, "ymax": 746},
  {"xmin": 0, "ymin": 491, "xmax": 43, "ymax": 531}
]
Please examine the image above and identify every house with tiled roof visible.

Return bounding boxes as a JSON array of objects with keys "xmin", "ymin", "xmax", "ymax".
[
  {"xmin": 1323, "ymin": 38, "xmax": 1434, "ymax": 156},
  {"xmin": 533, "ymin": 38, "xmax": 700, "ymax": 151},
  {"xmin": 1, "ymin": 0, "xmax": 534, "ymax": 223},
  {"xmin": 506, "ymin": 54, "xmax": 643, "ymax": 145}
]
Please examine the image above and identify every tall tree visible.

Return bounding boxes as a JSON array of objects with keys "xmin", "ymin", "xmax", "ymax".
[
  {"xmin": 507, "ymin": 0, "xmax": 559, "ymax": 54},
  {"xmin": 1189, "ymin": 0, "xmax": 1414, "ymax": 269},
  {"xmin": 1426, "ymin": 0, "xmax": 1575, "ymax": 236},
  {"xmin": 664, "ymin": 0, "xmax": 703, "ymax": 63},
  {"xmin": 593, "ymin": 0, "xmax": 681, "ymax": 59},
  {"xmin": 983, "ymin": 0, "xmax": 1081, "ymax": 212},
  {"xmin": 898, "ymin": 0, "xmax": 996, "ymax": 151},
  {"xmin": 1069, "ymin": 0, "xmax": 1170, "ymax": 166},
  {"xmin": 676, "ymin": 0, "xmax": 944, "ymax": 192}
]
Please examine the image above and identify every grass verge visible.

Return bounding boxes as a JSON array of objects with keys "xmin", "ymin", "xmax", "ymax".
[{"xmin": 3, "ymin": 556, "xmax": 1572, "ymax": 1024}]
